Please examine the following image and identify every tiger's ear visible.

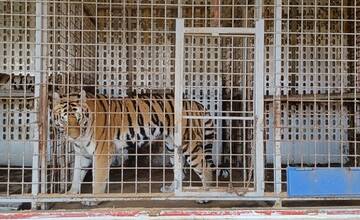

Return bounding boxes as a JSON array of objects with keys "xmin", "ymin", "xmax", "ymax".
[
  {"xmin": 53, "ymin": 92, "xmax": 61, "ymax": 105},
  {"xmin": 79, "ymin": 89, "xmax": 87, "ymax": 101}
]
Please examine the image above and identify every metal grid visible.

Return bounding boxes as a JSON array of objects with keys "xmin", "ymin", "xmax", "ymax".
[
  {"xmin": 175, "ymin": 21, "xmax": 264, "ymax": 196},
  {"xmin": 263, "ymin": 0, "xmax": 359, "ymax": 194},
  {"xmin": 0, "ymin": 0, "xmax": 36, "ymax": 197},
  {"xmin": 46, "ymin": 0, "xmax": 96, "ymax": 195},
  {"xmin": 46, "ymin": 0, "xmax": 262, "ymax": 202},
  {"xmin": 0, "ymin": 0, "xmax": 358, "ymax": 208}
]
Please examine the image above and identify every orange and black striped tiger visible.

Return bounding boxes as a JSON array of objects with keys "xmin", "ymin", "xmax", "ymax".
[{"xmin": 53, "ymin": 90, "xmax": 227, "ymax": 205}]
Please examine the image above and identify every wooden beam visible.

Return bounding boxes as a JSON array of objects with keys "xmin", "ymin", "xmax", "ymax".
[
  {"xmin": 264, "ymin": 92, "xmax": 360, "ymax": 102},
  {"xmin": 210, "ymin": 0, "xmax": 220, "ymax": 27}
]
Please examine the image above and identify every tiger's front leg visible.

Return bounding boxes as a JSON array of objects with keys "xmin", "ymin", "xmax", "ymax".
[
  {"xmin": 68, "ymin": 151, "xmax": 91, "ymax": 194},
  {"xmin": 82, "ymin": 142, "xmax": 114, "ymax": 206}
]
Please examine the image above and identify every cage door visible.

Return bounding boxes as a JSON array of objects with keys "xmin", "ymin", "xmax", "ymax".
[{"xmin": 174, "ymin": 19, "xmax": 264, "ymax": 198}]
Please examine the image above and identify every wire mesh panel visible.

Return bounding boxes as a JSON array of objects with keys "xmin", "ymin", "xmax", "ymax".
[
  {"xmin": 45, "ymin": 0, "xmax": 97, "ymax": 195},
  {"xmin": 180, "ymin": 33, "xmax": 256, "ymax": 192},
  {"xmin": 173, "ymin": 17, "xmax": 265, "ymax": 200},
  {"xmin": 95, "ymin": 1, "xmax": 177, "ymax": 97},
  {"xmin": 266, "ymin": 103, "xmax": 349, "ymax": 164},
  {"xmin": 0, "ymin": 0, "xmax": 37, "ymax": 198},
  {"xmin": 42, "ymin": 0, "xmax": 264, "ymax": 203},
  {"xmin": 263, "ymin": 0, "xmax": 359, "ymax": 194},
  {"xmin": 46, "ymin": 1, "xmax": 178, "ymax": 199}
]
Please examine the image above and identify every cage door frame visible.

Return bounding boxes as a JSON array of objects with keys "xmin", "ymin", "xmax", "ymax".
[{"xmin": 174, "ymin": 19, "xmax": 265, "ymax": 198}]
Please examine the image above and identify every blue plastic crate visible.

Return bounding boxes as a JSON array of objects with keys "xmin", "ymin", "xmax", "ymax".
[{"xmin": 287, "ymin": 167, "xmax": 360, "ymax": 197}]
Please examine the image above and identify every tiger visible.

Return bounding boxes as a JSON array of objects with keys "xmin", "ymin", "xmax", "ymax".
[{"xmin": 52, "ymin": 90, "xmax": 228, "ymax": 205}]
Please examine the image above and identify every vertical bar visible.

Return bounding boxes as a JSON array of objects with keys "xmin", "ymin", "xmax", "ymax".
[
  {"xmin": 255, "ymin": 19, "xmax": 265, "ymax": 196},
  {"xmin": 39, "ymin": 0, "xmax": 48, "ymax": 209},
  {"xmin": 127, "ymin": 11, "xmax": 134, "ymax": 96},
  {"xmin": 33, "ymin": 0, "xmax": 47, "ymax": 209},
  {"xmin": 255, "ymin": 0, "xmax": 263, "ymax": 19},
  {"xmin": 214, "ymin": 38, "xmax": 222, "ymax": 167},
  {"xmin": 339, "ymin": 0, "xmax": 345, "ymax": 168},
  {"xmin": 274, "ymin": 0, "xmax": 282, "ymax": 195},
  {"xmin": 211, "ymin": 0, "xmax": 222, "ymax": 167},
  {"xmin": 174, "ymin": 19, "xmax": 184, "ymax": 194},
  {"xmin": 177, "ymin": 0, "xmax": 182, "ymax": 18}
]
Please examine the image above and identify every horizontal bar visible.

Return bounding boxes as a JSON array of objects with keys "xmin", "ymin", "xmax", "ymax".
[
  {"xmin": 3, "ymin": 209, "xmax": 360, "ymax": 220},
  {"xmin": 3, "ymin": 194, "xmax": 360, "ymax": 203},
  {"xmin": 177, "ymin": 191, "xmax": 259, "ymax": 198},
  {"xmin": 0, "ymin": 194, "xmax": 277, "ymax": 203},
  {"xmin": 184, "ymin": 27, "xmax": 256, "ymax": 35},
  {"xmin": 3, "ymin": 190, "xmax": 360, "ymax": 203},
  {"xmin": 182, "ymin": 116, "xmax": 254, "ymax": 120},
  {"xmin": 0, "ymin": 91, "xmax": 35, "ymax": 98}
]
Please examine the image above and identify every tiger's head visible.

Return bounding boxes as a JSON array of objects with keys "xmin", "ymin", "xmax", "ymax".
[{"xmin": 53, "ymin": 90, "xmax": 91, "ymax": 140}]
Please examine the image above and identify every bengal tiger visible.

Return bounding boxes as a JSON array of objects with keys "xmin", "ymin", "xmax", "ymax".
[{"xmin": 53, "ymin": 90, "xmax": 227, "ymax": 205}]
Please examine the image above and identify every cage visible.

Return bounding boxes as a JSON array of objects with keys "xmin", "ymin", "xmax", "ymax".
[{"xmin": 0, "ymin": 0, "xmax": 359, "ymax": 209}]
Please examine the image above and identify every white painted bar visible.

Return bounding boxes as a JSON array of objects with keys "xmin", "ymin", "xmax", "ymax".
[
  {"xmin": 184, "ymin": 27, "xmax": 256, "ymax": 35},
  {"xmin": 254, "ymin": 19, "xmax": 265, "ymax": 196},
  {"xmin": 174, "ymin": 19, "xmax": 185, "ymax": 194}
]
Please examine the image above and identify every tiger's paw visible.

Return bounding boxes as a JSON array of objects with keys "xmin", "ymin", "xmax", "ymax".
[
  {"xmin": 196, "ymin": 200, "xmax": 210, "ymax": 204},
  {"xmin": 67, "ymin": 187, "xmax": 79, "ymax": 194},
  {"xmin": 160, "ymin": 184, "xmax": 175, "ymax": 193},
  {"xmin": 81, "ymin": 201, "xmax": 100, "ymax": 206}
]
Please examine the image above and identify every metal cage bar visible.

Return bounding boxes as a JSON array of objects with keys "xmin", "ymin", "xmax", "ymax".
[
  {"xmin": 174, "ymin": 18, "xmax": 184, "ymax": 195},
  {"xmin": 254, "ymin": 19, "xmax": 265, "ymax": 196}
]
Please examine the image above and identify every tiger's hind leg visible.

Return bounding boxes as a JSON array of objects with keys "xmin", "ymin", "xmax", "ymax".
[
  {"xmin": 185, "ymin": 141, "xmax": 214, "ymax": 204},
  {"xmin": 160, "ymin": 141, "xmax": 185, "ymax": 193},
  {"xmin": 194, "ymin": 167, "xmax": 213, "ymax": 204}
]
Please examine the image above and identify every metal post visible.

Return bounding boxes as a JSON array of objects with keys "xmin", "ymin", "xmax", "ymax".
[
  {"xmin": 255, "ymin": 19, "xmax": 265, "ymax": 196},
  {"xmin": 255, "ymin": 0, "xmax": 263, "ymax": 19},
  {"xmin": 177, "ymin": 0, "xmax": 182, "ymax": 18},
  {"xmin": 33, "ymin": 0, "xmax": 47, "ymax": 210},
  {"xmin": 274, "ymin": 0, "xmax": 282, "ymax": 195},
  {"xmin": 211, "ymin": 0, "xmax": 222, "ymax": 167},
  {"xmin": 174, "ymin": 19, "xmax": 185, "ymax": 194}
]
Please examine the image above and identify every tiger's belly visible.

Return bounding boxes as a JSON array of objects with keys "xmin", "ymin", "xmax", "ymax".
[
  {"xmin": 113, "ymin": 137, "xmax": 148, "ymax": 151},
  {"xmin": 72, "ymin": 127, "xmax": 168, "ymax": 166},
  {"xmin": 114, "ymin": 126, "xmax": 164, "ymax": 151}
]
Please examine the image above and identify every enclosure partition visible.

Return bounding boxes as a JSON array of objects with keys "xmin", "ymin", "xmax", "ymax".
[
  {"xmin": 0, "ymin": 0, "xmax": 359, "ymax": 209},
  {"xmin": 174, "ymin": 19, "xmax": 264, "ymax": 198}
]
